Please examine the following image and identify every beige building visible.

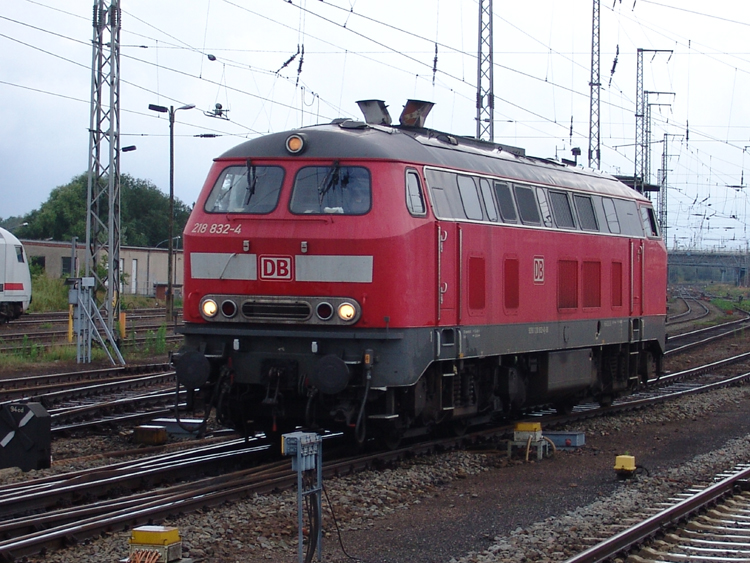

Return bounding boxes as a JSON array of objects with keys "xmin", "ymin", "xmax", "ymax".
[{"xmin": 22, "ymin": 239, "xmax": 183, "ymax": 297}]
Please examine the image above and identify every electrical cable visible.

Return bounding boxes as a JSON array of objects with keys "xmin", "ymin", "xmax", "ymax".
[{"xmin": 322, "ymin": 483, "xmax": 366, "ymax": 563}]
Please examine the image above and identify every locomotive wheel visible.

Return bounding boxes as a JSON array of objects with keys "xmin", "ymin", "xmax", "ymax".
[
  {"xmin": 451, "ymin": 418, "xmax": 470, "ymax": 437},
  {"xmin": 598, "ymin": 395, "xmax": 613, "ymax": 408},
  {"xmin": 381, "ymin": 429, "xmax": 403, "ymax": 450},
  {"xmin": 554, "ymin": 401, "xmax": 576, "ymax": 415}
]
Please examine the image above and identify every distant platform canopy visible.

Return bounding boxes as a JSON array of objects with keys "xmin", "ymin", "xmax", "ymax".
[{"xmin": 614, "ymin": 175, "xmax": 661, "ymax": 193}]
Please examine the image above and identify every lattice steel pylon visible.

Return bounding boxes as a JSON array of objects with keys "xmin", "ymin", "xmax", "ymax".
[
  {"xmin": 476, "ymin": 0, "xmax": 494, "ymax": 141},
  {"xmin": 634, "ymin": 49, "xmax": 645, "ymax": 193},
  {"xmin": 85, "ymin": 0, "xmax": 123, "ymax": 360},
  {"xmin": 659, "ymin": 133, "xmax": 669, "ymax": 242},
  {"xmin": 634, "ymin": 48, "xmax": 672, "ymax": 193},
  {"xmin": 588, "ymin": 0, "xmax": 601, "ymax": 169}
]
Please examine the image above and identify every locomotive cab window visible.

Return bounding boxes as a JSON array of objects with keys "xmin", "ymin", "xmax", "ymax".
[
  {"xmin": 205, "ymin": 164, "xmax": 284, "ymax": 214},
  {"xmin": 405, "ymin": 170, "xmax": 426, "ymax": 216},
  {"xmin": 640, "ymin": 206, "xmax": 660, "ymax": 237},
  {"xmin": 494, "ymin": 182, "xmax": 517, "ymax": 222},
  {"xmin": 290, "ymin": 165, "xmax": 371, "ymax": 215},
  {"xmin": 15, "ymin": 245, "xmax": 24, "ymax": 263}
]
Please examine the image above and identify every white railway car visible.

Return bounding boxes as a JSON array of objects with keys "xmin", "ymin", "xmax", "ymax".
[{"xmin": 0, "ymin": 227, "xmax": 32, "ymax": 322}]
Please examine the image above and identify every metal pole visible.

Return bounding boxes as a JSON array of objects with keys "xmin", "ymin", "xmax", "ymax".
[{"xmin": 167, "ymin": 106, "xmax": 175, "ymax": 321}]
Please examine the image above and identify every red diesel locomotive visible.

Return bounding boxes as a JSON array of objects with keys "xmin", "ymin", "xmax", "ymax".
[{"xmin": 174, "ymin": 100, "xmax": 667, "ymax": 445}]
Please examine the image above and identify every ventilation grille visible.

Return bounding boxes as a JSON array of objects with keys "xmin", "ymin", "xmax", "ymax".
[{"xmin": 241, "ymin": 300, "xmax": 311, "ymax": 320}]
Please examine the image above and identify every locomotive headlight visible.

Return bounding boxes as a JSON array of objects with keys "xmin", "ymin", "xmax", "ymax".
[
  {"xmin": 285, "ymin": 134, "xmax": 305, "ymax": 154},
  {"xmin": 337, "ymin": 302, "xmax": 356, "ymax": 322},
  {"xmin": 201, "ymin": 299, "xmax": 218, "ymax": 318}
]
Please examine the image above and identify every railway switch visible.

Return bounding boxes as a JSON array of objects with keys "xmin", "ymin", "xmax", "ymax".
[
  {"xmin": 0, "ymin": 402, "xmax": 50, "ymax": 471},
  {"xmin": 128, "ymin": 525, "xmax": 183, "ymax": 562},
  {"xmin": 615, "ymin": 455, "xmax": 637, "ymax": 478}
]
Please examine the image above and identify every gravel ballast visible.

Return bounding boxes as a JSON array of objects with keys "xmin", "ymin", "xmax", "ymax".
[{"xmin": 16, "ymin": 380, "xmax": 750, "ymax": 563}]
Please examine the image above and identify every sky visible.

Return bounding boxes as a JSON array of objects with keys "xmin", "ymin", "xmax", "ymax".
[{"xmin": 2, "ymin": 0, "xmax": 750, "ymax": 250}]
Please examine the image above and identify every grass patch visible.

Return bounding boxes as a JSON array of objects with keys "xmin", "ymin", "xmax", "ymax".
[
  {"xmin": 28, "ymin": 275, "xmax": 68, "ymax": 312},
  {"xmin": 0, "ymin": 342, "xmax": 112, "ymax": 370}
]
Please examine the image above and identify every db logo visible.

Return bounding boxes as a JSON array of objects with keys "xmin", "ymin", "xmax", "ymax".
[
  {"xmin": 260, "ymin": 256, "xmax": 293, "ymax": 280},
  {"xmin": 533, "ymin": 257, "xmax": 545, "ymax": 284}
]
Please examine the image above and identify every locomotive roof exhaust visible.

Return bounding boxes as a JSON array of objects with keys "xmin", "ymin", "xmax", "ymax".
[
  {"xmin": 399, "ymin": 100, "xmax": 434, "ymax": 127},
  {"xmin": 356, "ymin": 99, "xmax": 434, "ymax": 128},
  {"xmin": 356, "ymin": 100, "xmax": 392, "ymax": 125}
]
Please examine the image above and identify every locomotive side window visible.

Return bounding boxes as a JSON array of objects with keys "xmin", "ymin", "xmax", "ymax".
[
  {"xmin": 290, "ymin": 165, "xmax": 371, "ymax": 215},
  {"xmin": 405, "ymin": 170, "xmax": 426, "ymax": 216},
  {"xmin": 640, "ymin": 206, "xmax": 660, "ymax": 237},
  {"xmin": 613, "ymin": 199, "xmax": 643, "ymax": 236},
  {"xmin": 536, "ymin": 188, "xmax": 554, "ymax": 227},
  {"xmin": 549, "ymin": 191, "xmax": 576, "ymax": 229},
  {"xmin": 15, "ymin": 246, "xmax": 24, "ymax": 263},
  {"xmin": 514, "ymin": 185, "xmax": 541, "ymax": 225},
  {"xmin": 601, "ymin": 197, "xmax": 621, "ymax": 233},
  {"xmin": 456, "ymin": 175, "xmax": 483, "ymax": 220},
  {"xmin": 494, "ymin": 182, "xmax": 517, "ymax": 222},
  {"xmin": 425, "ymin": 169, "xmax": 465, "ymax": 219},
  {"xmin": 573, "ymin": 195, "xmax": 598, "ymax": 231},
  {"xmin": 479, "ymin": 178, "xmax": 499, "ymax": 222},
  {"xmin": 205, "ymin": 165, "xmax": 284, "ymax": 214}
]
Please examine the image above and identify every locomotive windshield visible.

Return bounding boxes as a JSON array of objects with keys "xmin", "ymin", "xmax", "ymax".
[
  {"xmin": 204, "ymin": 164, "xmax": 284, "ymax": 214},
  {"xmin": 289, "ymin": 165, "xmax": 371, "ymax": 215}
]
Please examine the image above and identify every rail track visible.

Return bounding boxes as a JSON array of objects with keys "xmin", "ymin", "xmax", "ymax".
[
  {"xmin": 564, "ymin": 464, "xmax": 750, "ymax": 563},
  {"xmin": 2, "ymin": 353, "xmax": 750, "ymax": 562},
  {"xmin": 666, "ymin": 311, "xmax": 750, "ymax": 356},
  {"xmin": 667, "ymin": 296, "xmax": 710, "ymax": 324}
]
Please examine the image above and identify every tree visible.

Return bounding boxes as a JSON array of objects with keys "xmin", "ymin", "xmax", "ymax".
[{"xmin": 14, "ymin": 174, "xmax": 192, "ymax": 247}]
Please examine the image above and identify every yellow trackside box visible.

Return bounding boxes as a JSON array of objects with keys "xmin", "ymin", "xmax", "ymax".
[
  {"xmin": 129, "ymin": 525, "xmax": 182, "ymax": 562},
  {"xmin": 614, "ymin": 455, "xmax": 636, "ymax": 472},
  {"xmin": 514, "ymin": 421, "xmax": 543, "ymax": 442}
]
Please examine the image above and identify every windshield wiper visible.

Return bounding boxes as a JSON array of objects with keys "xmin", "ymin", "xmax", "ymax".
[
  {"xmin": 317, "ymin": 160, "xmax": 340, "ymax": 204},
  {"xmin": 244, "ymin": 158, "xmax": 257, "ymax": 206}
]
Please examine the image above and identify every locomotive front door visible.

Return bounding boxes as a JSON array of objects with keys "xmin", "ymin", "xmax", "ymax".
[
  {"xmin": 630, "ymin": 239, "xmax": 644, "ymax": 316},
  {"xmin": 437, "ymin": 222, "xmax": 459, "ymax": 325}
]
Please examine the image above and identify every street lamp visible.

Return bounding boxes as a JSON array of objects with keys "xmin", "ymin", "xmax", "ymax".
[{"xmin": 148, "ymin": 103, "xmax": 195, "ymax": 320}]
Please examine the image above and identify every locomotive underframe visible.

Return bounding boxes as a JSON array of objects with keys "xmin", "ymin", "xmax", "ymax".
[{"xmin": 177, "ymin": 314, "xmax": 664, "ymax": 441}]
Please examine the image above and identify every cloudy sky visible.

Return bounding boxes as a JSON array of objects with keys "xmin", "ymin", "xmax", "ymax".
[{"xmin": 2, "ymin": 0, "xmax": 749, "ymax": 250}]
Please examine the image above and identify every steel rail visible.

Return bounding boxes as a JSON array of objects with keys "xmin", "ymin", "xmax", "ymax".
[
  {"xmin": 0, "ymin": 372, "xmax": 176, "ymax": 407},
  {"xmin": 563, "ymin": 466, "xmax": 750, "ymax": 563}
]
